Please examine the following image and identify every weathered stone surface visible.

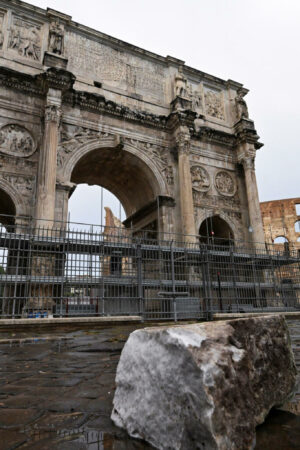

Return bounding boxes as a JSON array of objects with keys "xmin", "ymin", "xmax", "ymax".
[{"xmin": 111, "ymin": 315, "xmax": 298, "ymax": 450}]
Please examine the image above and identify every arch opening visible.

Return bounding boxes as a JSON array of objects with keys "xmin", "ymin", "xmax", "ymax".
[
  {"xmin": 68, "ymin": 184, "xmax": 125, "ymax": 230},
  {"xmin": 69, "ymin": 147, "xmax": 161, "ymax": 223},
  {"xmin": 199, "ymin": 215, "xmax": 234, "ymax": 246},
  {"xmin": 0, "ymin": 188, "xmax": 16, "ymax": 229},
  {"xmin": 273, "ymin": 236, "xmax": 288, "ymax": 244}
]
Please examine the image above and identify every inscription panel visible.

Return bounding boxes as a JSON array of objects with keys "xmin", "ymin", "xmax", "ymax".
[{"xmin": 65, "ymin": 32, "xmax": 166, "ymax": 104}]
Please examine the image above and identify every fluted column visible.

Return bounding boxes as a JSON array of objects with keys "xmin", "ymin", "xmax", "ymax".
[
  {"xmin": 239, "ymin": 147, "xmax": 265, "ymax": 245},
  {"xmin": 35, "ymin": 91, "xmax": 61, "ymax": 228},
  {"xmin": 176, "ymin": 129, "xmax": 196, "ymax": 242}
]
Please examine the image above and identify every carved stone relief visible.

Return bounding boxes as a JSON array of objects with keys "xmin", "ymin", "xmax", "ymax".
[
  {"xmin": 161, "ymin": 165, "xmax": 174, "ymax": 186},
  {"xmin": 2, "ymin": 173, "xmax": 35, "ymax": 197},
  {"xmin": 193, "ymin": 191, "xmax": 240, "ymax": 209},
  {"xmin": 191, "ymin": 165, "xmax": 210, "ymax": 192},
  {"xmin": 214, "ymin": 171, "xmax": 236, "ymax": 197},
  {"xmin": 0, "ymin": 14, "xmax": 4, "ymax": 49},
  {"xmin": 204, "ymin": 87, "xmax": 225, "ymax": 120},
  {"xmin": 0, "ymin": 124, "xmax": 36, "ymax": 157},
  {"xmin": 9, "ymin": 16, "xmax": 41, "ymax": 61},
  {"xmin": 57, "ymin": 125, "xmax": 109, "ymax": 168},
  {"xmin": 127, "ymin": 138, "xmax": 169, "ymax": 173},
  {"xmin": 48, "ymin": 20, "xmax": 64, "ymax": 55}
]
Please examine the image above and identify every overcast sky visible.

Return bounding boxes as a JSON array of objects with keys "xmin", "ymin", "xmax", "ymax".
[{"xmin": 29, "ymin": 0, "xmax": 300, "ymax": 224}]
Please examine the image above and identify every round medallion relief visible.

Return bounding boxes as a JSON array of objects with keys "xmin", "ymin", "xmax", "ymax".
[
  {"xmin": 214, "ymin": 170, "xmax": 236, "ymax": 197},
  {"xmin": 191, "ymin": 165, "xmax": 210, "ymax": 192},
  {"xmin": 0, "ymin": 124, "xmax": 36, "ymax": 157}
]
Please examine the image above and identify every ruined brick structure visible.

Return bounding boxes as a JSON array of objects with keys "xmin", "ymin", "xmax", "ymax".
[
  {"xmin": 261, "ymin": 197, "xmax": 300, "ymax": 251},
  {"xmin": 0, "ymin": 1, "xmax": 265, "ymax": 243}
]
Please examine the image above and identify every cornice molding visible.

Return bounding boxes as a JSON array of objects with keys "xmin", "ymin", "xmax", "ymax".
[
  {"xmin": 63, "ymin": 89, "xmax": 169, "ymax": 130},
  {"xmin": 0, "ymin": 67, "xmax": 44, "ymax": 97},
  {"xmin": 192, "ymin": 126, "xmax": 236, "ymax": 148}
]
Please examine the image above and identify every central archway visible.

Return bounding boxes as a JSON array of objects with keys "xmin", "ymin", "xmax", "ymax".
[
  {"xmin": 63, "ymin": 139, "xmax": 168, "ymax": 232},
  {"xmin": 70, "ymin": 147, "xmax": 160, "ymax": 218}
]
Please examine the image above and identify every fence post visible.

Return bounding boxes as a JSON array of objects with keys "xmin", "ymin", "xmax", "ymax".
[
  {"xmin": 230, "ymin": 245, "xmax": 239, "ymax": 312},
  {"xmin": 137, "ymin": 241, "xmax": 143, "ymax": 321},
  {"xmin": 12, "ymin": 235, "xmax": 21, "ymax": 318},
  {"xmin": 170, "ymin": 241, "xmax": 177, "ymax": 322},
  {"xmin": 201, "ymin": 246, "xmax": 212, "ymax": 321}
]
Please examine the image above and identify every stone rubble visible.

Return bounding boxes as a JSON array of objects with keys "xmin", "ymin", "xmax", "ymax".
[{"xmin": 111, "ymin": 315, "xmax": 298, "ymax": 450}]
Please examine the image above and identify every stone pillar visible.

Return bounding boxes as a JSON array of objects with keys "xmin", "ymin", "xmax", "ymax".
[
  {"xmin": 238, "ymin": 146, "xmax": 265, "ymax": 245},
  {"xmin": 35, "ymin": 89, "xmax": 61, "ymax": 229},
  {"xmin": 176, "ymin": 128, "xmax": 196, "ymax": 242}
]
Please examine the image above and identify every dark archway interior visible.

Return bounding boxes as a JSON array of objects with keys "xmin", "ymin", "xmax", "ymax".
[
  {"xmin": 0, "ymin": 189, "xmax": 16, "ymax": 229},
  {"xmin": 199, "ymin": 215, "xmax": 234, "ymax": 245},
  {"xmin": 70, "ymin": 148, "xmax": 159, "ymax": 218}
]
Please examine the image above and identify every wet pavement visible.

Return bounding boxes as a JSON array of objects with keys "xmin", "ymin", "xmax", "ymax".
[{"xmin": 0, "ymin": 321, "xmax": 299, "ymax": 449}]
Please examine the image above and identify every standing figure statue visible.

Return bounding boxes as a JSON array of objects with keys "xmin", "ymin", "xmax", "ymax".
[
  {"xmin": 49, "ymin": 20, "xmax": 64, "ymax": 55},
  {"xmin": 174, "ymin": 66, "xmax": 188, "ymax": 98},
  {"xmin": 235, "ymin": 90, "xmax": 249, "ymax": 120}
]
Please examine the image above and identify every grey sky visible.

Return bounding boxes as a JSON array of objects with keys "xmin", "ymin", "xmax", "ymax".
[{"xmin": 28, "ymin": 0, "xmax": 300, "ymax": 223}]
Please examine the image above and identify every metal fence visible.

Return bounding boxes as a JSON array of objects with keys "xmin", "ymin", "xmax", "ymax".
[{"xmin": 0, "ymin": 216, "xmax": 299, "ymax": 320}]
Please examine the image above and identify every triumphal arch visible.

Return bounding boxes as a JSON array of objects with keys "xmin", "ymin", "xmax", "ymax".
[{"xmin": 0, "ymin": 0, "xmax": 265, "ymax": 244}]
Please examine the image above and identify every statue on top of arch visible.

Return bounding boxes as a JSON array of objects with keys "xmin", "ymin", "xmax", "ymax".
[
  {"xmin": 174, "ymin": 66, "xmax": 189, "ymax": 98},
  {"xmin": 48, "ymin": 19, "xmax": 64, "ymax": 55},
  {"xmin": 235, "ymin": 89, "xmax": 249, "ymax": 121}
]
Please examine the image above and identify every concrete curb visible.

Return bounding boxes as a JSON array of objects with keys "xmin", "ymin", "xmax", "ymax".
[
  {"xmin": 213, "ymin": 312, "xmax": 300, "ymax": 320},
  {"xmin": 0, "ymin": 315, "xmax": 142, "ymax": 330}
]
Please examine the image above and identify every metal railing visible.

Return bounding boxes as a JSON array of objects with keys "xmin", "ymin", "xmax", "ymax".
[{"xmin": 0, "ymin": 215, "xmax": 299, "ymax": 320}]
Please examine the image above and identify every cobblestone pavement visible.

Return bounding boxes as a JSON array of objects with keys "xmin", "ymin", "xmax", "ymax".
[{"xmin": 0, "ymin": 321, "xmax": 299, "ymax": 449}]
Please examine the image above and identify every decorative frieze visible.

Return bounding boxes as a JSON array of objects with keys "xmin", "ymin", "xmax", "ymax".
[
  {"xmin": 0, "ymin": 124, "xmax": 36, "ymax": 157},
  {"xmin": 9, "ymin": 16, "xmax": 42, "ymax": 61},
  {"xmin": 193, "ymin": 191, "xmax": 240, "ymax": 209}
]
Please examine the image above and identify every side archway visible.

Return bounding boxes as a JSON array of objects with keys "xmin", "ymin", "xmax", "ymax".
[
  {"xmin": 0, "ymin": 182, "xmax": 22, "ymax": 228},
  {"xmin": 199, "ymin": 215, "xmax": 234, "ymax": 246}
]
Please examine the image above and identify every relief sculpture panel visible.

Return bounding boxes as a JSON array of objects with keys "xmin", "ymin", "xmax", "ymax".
[
  {"xmin": 191, "ymin": 165, "xmax": 210, "ymax": 192},
  {"xmin": 9, "ymin": 16, "xmax": 41, "ymax": 61},
  {"xmin": 214, "ymin": 171, "xmax": 236, "ymax": 197},
  {"xmin": 204, "ymin": 86, "xmax": 225, "ymax": 120},
  {"xmin": 0, "ymin": 124, "xmax": 36, "ymax": 157}
]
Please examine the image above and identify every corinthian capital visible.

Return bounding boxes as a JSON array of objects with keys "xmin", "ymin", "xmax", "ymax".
[
  {"xmin": 242, "ymin": 156, "xmax": 255, "ymax": 170},
  {"xmin": 176, "ymin": 130, "xmax": 190, "ymax": 155},
  {"xmin": 237, "ymin": 145, "xmax": 256, "ymax": 170},
  {"xmin": 45, "ymin": 105, "xmax": 61, "ymax": 123}
]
